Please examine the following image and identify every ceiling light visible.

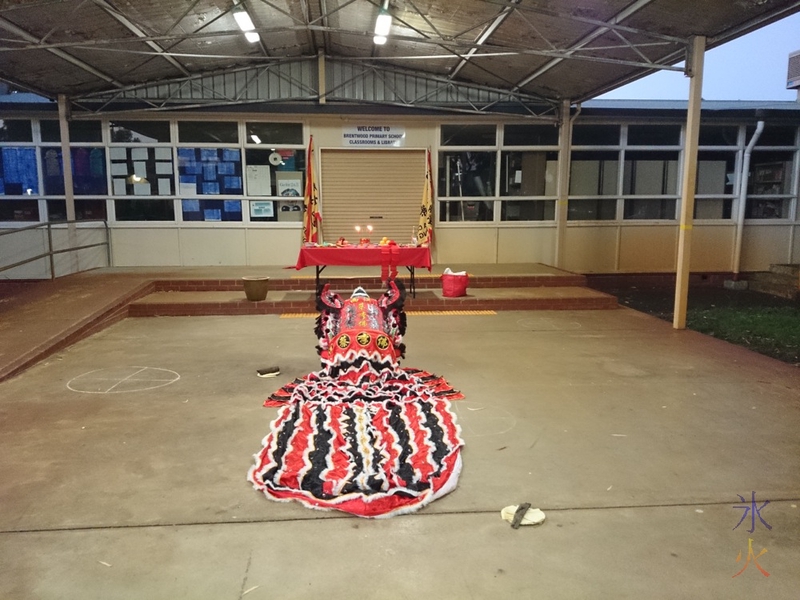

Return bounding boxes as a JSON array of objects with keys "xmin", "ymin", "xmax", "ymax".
[
  {"xmin": 250, "ymin": 134, "xmax": 261, "ymax": 144},
  {"xmin": 374, "ymin": 11, "xmax": 392, "ymax": 37},
  {"xmin": 244, "ymin": 31, "xmax": 260, "ymax": 43},
  {"xmin": 373, "ymin": 35, "xmax": 387, "ymax": 45},
  {"xmin": 233, "ymin": 7, "xmax": 255, "ymax": 32}
]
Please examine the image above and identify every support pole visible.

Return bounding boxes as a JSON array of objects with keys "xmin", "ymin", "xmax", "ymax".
[
  {"xmin": 555, "ymin": 99, "xmax": 573, "ymax": 269},
  {"xmin": 672, "ymin": 36, "xmax": 705, "ymax": 330},
  {"xmin": 58, "ymin": 94, "xmax": 79, "ymax": 273},
  {"xmin": 317, "ymin": 50, "xmax": 326, "ymax": 104}
]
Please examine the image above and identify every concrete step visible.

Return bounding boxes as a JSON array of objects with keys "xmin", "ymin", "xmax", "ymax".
[
  {"xmin": 770, "ymin": 263, "xmax": 800, "ymax": 278},
  {"xmin": 149, "ymin": 272, "xmax": 588, "ymax": 293},
  {"xmin": 128, "ymin": 287, "xmax": 618, "ymax": 317},
  {"xmin": 748, "ymin": 271, "xmax": 799, "ymax": 300}
]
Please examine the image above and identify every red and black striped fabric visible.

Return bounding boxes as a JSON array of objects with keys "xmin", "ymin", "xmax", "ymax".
[{"xmin": 248, "ymin": 282, "xmax": 464, "ymax": 518}]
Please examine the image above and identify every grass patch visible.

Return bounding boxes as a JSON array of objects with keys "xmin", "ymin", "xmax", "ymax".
[
  {"xmin": 592, "ymin": 285, "xmax": 800, "ymax": 365},
  {"xmin": 687, "ymin": 306, "xmax": 800, "ymax": 364}
]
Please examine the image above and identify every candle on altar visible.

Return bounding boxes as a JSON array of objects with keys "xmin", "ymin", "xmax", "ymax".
[
  {"xmin": 355, "ymin": 225, "xmax": 361, "ymax": 233},
  {"xmin": 366, "ymin": 225, "xmax": 373, "ymax": 233}
]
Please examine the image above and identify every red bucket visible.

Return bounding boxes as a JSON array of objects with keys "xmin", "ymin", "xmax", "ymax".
[{"xmin": 441, "ymin": 271, "xmax": 469, "ymax": 297}]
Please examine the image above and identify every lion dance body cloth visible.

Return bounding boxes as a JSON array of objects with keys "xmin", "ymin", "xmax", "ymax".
[{"xmin": 248, "ymin": 281, "xmax": 464, "ymax": 518}]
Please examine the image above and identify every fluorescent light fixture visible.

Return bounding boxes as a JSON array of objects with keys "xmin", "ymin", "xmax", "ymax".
[
  {"xmin": 250, "ymin": 134, "xmax": 261, "ymax": 144},
  {"xmin": 374, "ymin": 11, "xmax": 392, "ymax": 36},
  {"xmin": 233, "ymin": 8, "xmax": 255, "ymax": 31},
  {"xmin": 373, "ymin": 35, "xmax": 387, "ymax": 45},
  {"xmin": 244, "ymin": 31, "xmax": 260, "ymax": 43}
]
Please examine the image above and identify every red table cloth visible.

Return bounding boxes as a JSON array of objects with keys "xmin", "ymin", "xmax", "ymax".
[
  {"xmin": 295, "ymin": 246, "xmax": 431, "ymax": 270},
  {"xmin": 295, "ymin": 245, "xmax": 432, "ymax": 290}
]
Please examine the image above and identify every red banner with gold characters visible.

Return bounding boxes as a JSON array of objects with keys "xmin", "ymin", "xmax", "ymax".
[
  {"xmin": 416, "ymin": 148, "xmax": 433, "ymax": 246},
  {"xmin": 302, "ymin": 135, "xmax": 321, "ymax": 243}
]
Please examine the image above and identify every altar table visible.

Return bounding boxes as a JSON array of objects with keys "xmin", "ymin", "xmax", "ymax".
[{"xmin": 295, "ymin": 245, "xmax": 432, "ymax": 296}]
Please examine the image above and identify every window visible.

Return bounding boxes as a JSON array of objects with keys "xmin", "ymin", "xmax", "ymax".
[
  {"xmin": 503, "ymin": 124, "xmax": 558, "ymax": 146},
  {"xmin": 246, "ymin": 122, "xmax": 303, "ymax": 145},
  {"xmin": 439, "ymin": 198, "xmax": 494, "ymax": 222},
  {"xmin": 699, "ymin": 125, "xmax": 738, "ymax": 146},
  {"xmin": 178, "ymin": 121, "xmax": 238, "ymax": 144},
  {"xmin": 40, "ymin": 147, "xmax": 108, "ymax": 196},
  {"xmin": 568, "ymin": 151, "xmax": 619, "ymax": 221},
  {"xmin": 177, "ymin": 148, "xmax": 242, "ymax": 195},
  {"xmin": 114, "ymin": 199, "xmax": 174, "ymax": 221},
  {"xmin": 440, "ymin": 124, "xmax": 496, "ymax": 146},
  {"xmin": 182, "ymin": 199, "xmax": 242, "ymax": 222},
  {"xmin": 0, "ymin": 147, "xmax": 38, "ymax": 195},
  {"xmin": 244, "ymin": 149, "xmax": 305, "ymax": 196},
  {"xmin": 500, "ymin": 151, "xmax": 557, "ymax": 196},
  {"xmin": 0, "ymin": 199, "xmax": 39, "ymax": 221},
  {"xmin": 47, "ymin": 199, "xmax": 107, "ymax": 221},
  {"xmin": 627, "ymin": 125, "xmax": 680, "ymax": 146},
  {"xmin": 501, "ymin": 200, "xmax": 554, "ymax": 221},
  {"xmin": 623, "ymin": 151, "xmax": 679, "ymax": 196},
  {"xmin": 0, "ymin": 119, "xmax": 33, "ymax": 142},
  {"xmin": 568, "ymin": 199, "xmax": 616, "ymax": 220},
  {"xmin": 570, "ymin": 151, "xmax": 619, "ymax": 195},
  {"xmin": 622, "ymin": 151, "xmax": 679, "ymax": 220},
  {"xmin": 694, "ymin": 151, "xmax": 736, "ymax": 219},
  {"xmin": 110, "ymin": 121, "xmax": 171, "ymax": 143},
  {"xmin": 750, "ymin": 125, "xmax": 797, "ymax": 147},
  {"xmin": 746, "ymin": 151, "xmax": 794, "ymax": 219},
  {"xmin": 438, "ymin": 151, "xmax": 495, "ymax": 197},
  {"xmin": 438, "ymin": 151, "xmax": 496, "ymax": 221},
  {"xmin": 40, "ymin": 120, "xmax": 102, "ymax": 143},
  {"xmin": 109, "ymin": 147, "xmax": 173, "ymax": 196},
  {"xmin": 572, "ymin": 124, "xmax": 620, "ymax": 146}
]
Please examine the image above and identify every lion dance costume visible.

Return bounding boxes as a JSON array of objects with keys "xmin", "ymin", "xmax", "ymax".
[{"xmin": 248, "ymin": 281, "xmax": 464, "ymax": 518}]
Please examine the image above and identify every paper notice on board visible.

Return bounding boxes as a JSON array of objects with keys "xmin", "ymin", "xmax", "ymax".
[
  {"xmin": 112, "ymin": 178, "xmax": 127, "ymax": 195},
  {"xmin": 179, "ymin": 179, "xmax": 197, "ymax": 195}
]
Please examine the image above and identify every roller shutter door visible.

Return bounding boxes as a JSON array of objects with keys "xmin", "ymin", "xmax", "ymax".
[{"xmin": 320, "ymin": 149, "xmax": 425, "ymax": 243}]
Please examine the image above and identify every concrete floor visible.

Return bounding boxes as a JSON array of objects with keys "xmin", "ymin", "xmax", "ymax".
[{"xmin": 1, "ymin": 307, "xmax": 799, "ymax": 598}]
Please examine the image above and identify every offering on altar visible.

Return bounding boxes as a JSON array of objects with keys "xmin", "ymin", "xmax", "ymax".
[{"xmin": 335, "ymin": 237, "xmax": 350, "ymax": 247}]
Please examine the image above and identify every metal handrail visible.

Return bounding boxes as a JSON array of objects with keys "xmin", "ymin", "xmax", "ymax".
[{"xmin": 0, "ymin": 219, "xmax": 111, "ymax": 279}]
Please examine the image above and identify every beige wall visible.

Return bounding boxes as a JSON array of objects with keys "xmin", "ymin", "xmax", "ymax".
[
  {"xmin": 497, "ymin": 226, "xmax": 556, "ymax": 264},
  {"xmin": 245, "ymin": 228, "xmax": 301, "ymax": 266},
  {"xmin": 618, "ymin": 226, "xmax": 678, "ymax": 272},
  {"xmin": 433, "ymin": 228, "xmax": 498, "ymax": 264},
  {"xmin": 562, "ymin": 226, "xmax": 618, "ymax": 273},
  {"xmin": 111, "ymin": 228, "xmax": 181, "ymax": 266},
  {"xmin": 111, "ymin": 226, "xmax": 303, "ymax": 267},
  {"xmin": 689, "ymin": 225, "xmax": 736, "ymax": 272},
  {"xmin": 740, "ymin": 225, "xmax": 793, "ymax": 272}
]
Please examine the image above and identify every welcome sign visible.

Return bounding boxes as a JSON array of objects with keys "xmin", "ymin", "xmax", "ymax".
[{"xmin": 342, "ymin": 125, "xmax": 406, "ymax": 147}]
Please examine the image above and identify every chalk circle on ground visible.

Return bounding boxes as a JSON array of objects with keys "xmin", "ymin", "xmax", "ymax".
[
  {"xmin": 67, "ymin": 367, "xmax": 180, "ymax": 394},
  {"xmin": 452, "ymin": 400, "xmax": 517, "ymax": 437}
]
